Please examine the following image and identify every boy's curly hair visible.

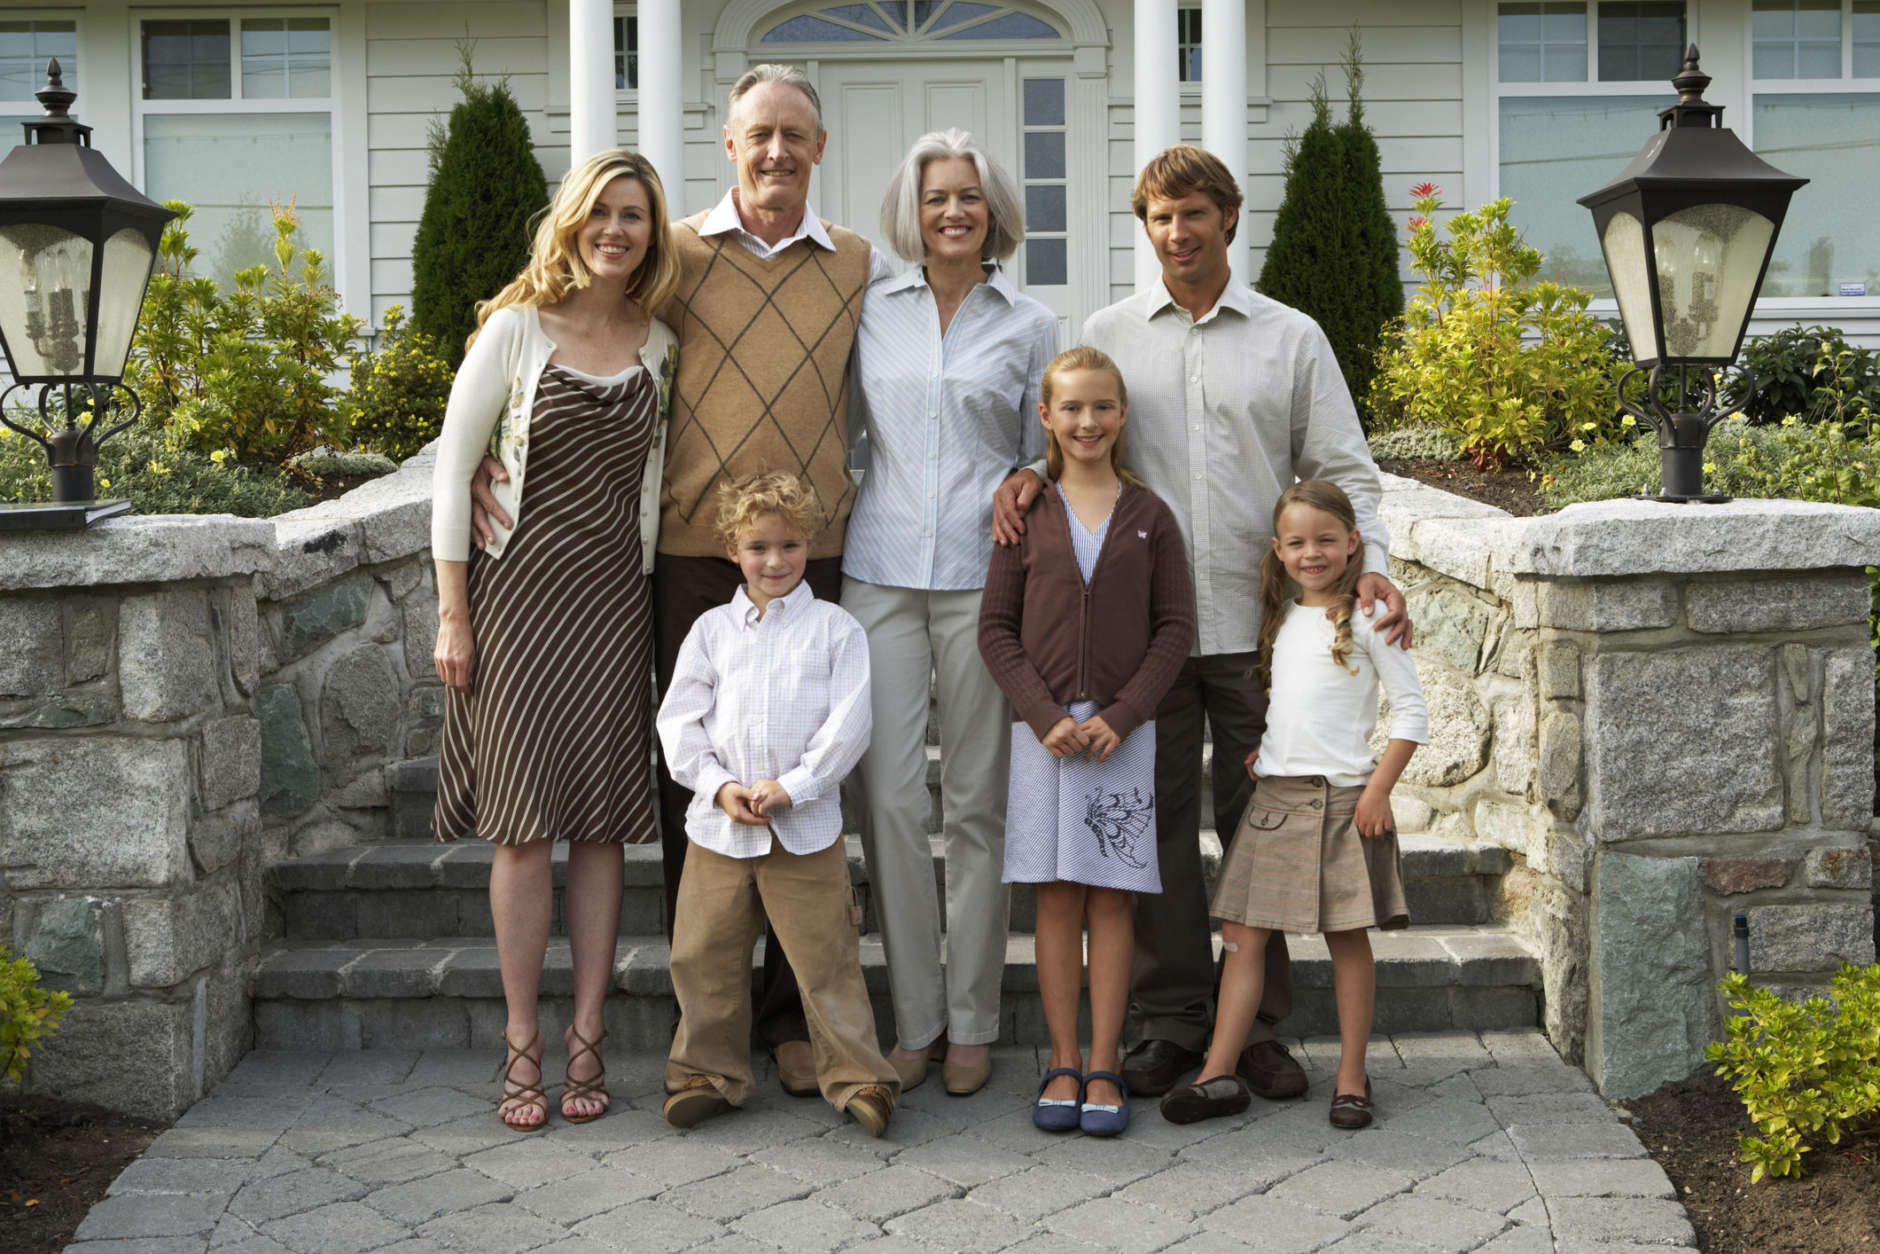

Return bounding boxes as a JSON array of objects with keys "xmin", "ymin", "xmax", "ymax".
[{"xmin": 714, "ymin": 470, "xmax": 822, "ymax": 548}]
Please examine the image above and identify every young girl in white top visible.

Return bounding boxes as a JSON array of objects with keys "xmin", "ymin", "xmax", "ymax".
[{"xmin": 1159, "ymin": 480, "xmax": 1428, "ymax": 1130}]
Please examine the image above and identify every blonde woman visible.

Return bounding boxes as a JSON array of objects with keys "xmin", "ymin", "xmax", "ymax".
[{"xmin": 431, "ymin": 150, "xmax": 680, "ymax": 1131}]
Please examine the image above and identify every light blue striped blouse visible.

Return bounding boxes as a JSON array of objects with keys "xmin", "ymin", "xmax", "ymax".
[{"xmin": 843, "ymin": 265, "xmax": 1059, "ymax": 591}]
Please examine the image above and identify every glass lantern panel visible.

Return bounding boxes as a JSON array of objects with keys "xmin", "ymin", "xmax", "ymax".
[
  {"xmin": 0, "ymin": 223, "xmax": 94, "ymax": 378},
  {"xmin": 1652, "ymin": 204, "xmax": 1775, "ymax": 360},
  {"xmin": 92, "ymin": 228, "xmax": 156, "ymax": 381},
  {"xmin": 1601, "ymin": 211, "xmax": 1657, "ymax": 361}
]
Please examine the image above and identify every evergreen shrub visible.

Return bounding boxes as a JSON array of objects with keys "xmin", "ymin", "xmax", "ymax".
[
  {"xmin": 1258, "ymin": 32, "xmax": 1403, "ymax": 428},
  {"xmin": 410, "ymin": 50, "xmax": 549, "ymax": 370}
]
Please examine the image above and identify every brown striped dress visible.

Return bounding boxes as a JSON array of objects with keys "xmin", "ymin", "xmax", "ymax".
[{"xmin": 434, "ymin": 362, "xmax": 659, "ymax": 846}]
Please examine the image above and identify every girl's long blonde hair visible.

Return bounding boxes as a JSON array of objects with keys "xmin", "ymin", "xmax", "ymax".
[
  {"xmin": 469, "ymin": 149, "xmax": 680, "ymax": 347},
  {"xmin": 1040, "ymin": 346, "xmax": 1142, "ymax": 487},
  {"xmin": 1255, "ymin": 480, "xmax": 1364, "ymax": 689}
]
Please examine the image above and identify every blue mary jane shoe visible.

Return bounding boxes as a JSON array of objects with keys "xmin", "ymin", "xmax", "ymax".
[
  {"xmin": 1079, "ymin": 1069, "xmax": 1130, "ymax": 1136},
  {"xmin": 1032, "ymin": 1067, "xmax": 1083, "ymax": 1132}
]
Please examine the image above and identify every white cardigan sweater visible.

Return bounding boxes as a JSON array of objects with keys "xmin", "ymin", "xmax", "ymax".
[{"xmin": 431, "ymin": 303, "xmax": 678, "ymax": 569}]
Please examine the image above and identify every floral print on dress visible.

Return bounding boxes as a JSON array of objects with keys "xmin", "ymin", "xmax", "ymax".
[{"xmin": 655, "ymin": 342, "xmax": 678, "ymax": 419}]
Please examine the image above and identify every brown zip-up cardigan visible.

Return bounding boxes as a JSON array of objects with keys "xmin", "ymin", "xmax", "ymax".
[{"xmin": 978, "ymin": 481, "xmax": 1196, "ymax": 745}]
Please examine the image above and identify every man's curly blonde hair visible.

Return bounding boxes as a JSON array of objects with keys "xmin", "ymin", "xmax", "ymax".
[{"xmin": 714, "ymin": 470, "xmax": 822, "ymax": 549}]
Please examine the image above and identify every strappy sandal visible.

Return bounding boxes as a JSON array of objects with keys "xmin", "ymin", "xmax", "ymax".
[
  {"xmin": 498, "ymin": 1029, "xmax": 547, "ymax": 1132},
  {"xmin": 1329, "ymin": 1076, "xmax": 1373, "ymax": 1130},
  {"xmin": 560, "ymin": 1025, "xmax": 610, "ymax": 1124}
]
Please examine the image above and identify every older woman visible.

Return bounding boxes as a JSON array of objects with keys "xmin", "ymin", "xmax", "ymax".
[
  {"xmin": 431, "ymin": 150, "xmax": 679, "ymax": 1130},
  {"xmin": 844, "ymin": 130, "xmax": 1058, "ymax": 1094}
]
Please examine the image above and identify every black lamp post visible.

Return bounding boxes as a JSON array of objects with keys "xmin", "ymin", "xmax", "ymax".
[
  {"xmin": 1578, "ymin": 46, "xmax": 1807, "ymax": 503},
  {"xmin": 0, "ymin": 59, "xmax": 175, "ymax": 529}
]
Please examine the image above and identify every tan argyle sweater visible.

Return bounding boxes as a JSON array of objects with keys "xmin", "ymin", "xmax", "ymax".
[{"xmin": 658, "ymin": 212, "xmax": 871, "ymax": 559}]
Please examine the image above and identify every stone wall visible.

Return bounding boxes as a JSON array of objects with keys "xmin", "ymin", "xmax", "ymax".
[
  {"xmin": 0, "ymin": 453, "xmax": 441, "ymax": 1117},
  {"xmin": 1377, "ymin": 478, "xmax": 1880, "ymax": 1098}
]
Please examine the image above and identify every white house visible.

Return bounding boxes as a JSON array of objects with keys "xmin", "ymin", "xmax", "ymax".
[{"xmin": 4, "ymin": 0, "xmax": 1876, "ymax": 346}]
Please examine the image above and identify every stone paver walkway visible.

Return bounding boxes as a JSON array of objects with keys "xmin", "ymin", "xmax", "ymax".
[{"xmin": 68, "ymin": 1032, "xmax": 1693, "ymax": 1254}]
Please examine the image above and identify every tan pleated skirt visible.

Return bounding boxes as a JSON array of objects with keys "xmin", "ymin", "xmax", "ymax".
[{"xmin": 1211, "ymin": 774, "xmax": 1409, "ymax": 934}]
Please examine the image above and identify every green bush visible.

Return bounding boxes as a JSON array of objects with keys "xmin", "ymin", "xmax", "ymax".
[
  {"xmin": 1724, "ymin": 324, "xmax": 1880, "ymax": 428},
  {"xmin": 126, "ymin": 202, "xmax": 363, "ymax": 464},
  {"xmin": 338, "ymin": 305, "xmax": 453, "ymax": 461},
  {"xmin": 0, "ymin": 411, "xmax": 310, "ymax": 518},
  {"xmin": 1369, "ymin": 426, "xmax": 1465, "ymax": 462},
  {"xmin": 410, "ymin": 49, "xmax": 548, "ymax": 370},
  {"xmin": 1257, "ymin": 32, "xmax": 1402, "ymax": 429},
  {"xmin": 1705, "ymin": 965, "xmax": 1880, "ymax": 1181},
  {"xmin": 0, "ymin": 946, "xmax": 72, "ymax": 1085},
  {"xmin": 1369, "ymin": 186, "xmax": 1618, "ymax": 468}
]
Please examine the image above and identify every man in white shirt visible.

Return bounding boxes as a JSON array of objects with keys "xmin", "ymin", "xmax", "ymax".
[
  {"xmin": 994, "ymin": 145, "xmax": 1413, "ymax": 1100},
  {"xmin": 656, "ymin": 471, "xmax": 898, "ymax": 1134},
  {"xmin": 471, "ymin": 64, "xmax": 891, "ymax": 1095}
]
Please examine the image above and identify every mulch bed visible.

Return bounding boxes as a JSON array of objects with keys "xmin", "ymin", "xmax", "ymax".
[
  {"xmin": 1378, "ymin": 456, "xmax": 1549, "ymax": 517},
  {"xmin": 1, "ymin": 1095, "xmax": 167, "ymax": 1254},
  {"xmin": 1630, "ymin": 1072, "xmax": 1880, "ymax": 1253}
]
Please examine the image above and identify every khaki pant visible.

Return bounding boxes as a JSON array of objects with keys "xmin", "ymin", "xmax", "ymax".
[
  {"xmin": 666, "ymin": 838, "xmax": 899, "ymax": 1112},
  {"xmin": 843, "ymin": 578, "xmax": 1011, "ymax": 1048}
]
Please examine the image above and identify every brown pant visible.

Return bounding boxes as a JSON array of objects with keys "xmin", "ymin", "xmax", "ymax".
[
  {"xmin": 652, "ymin": 552, "xmax": 844, "ymax": 1046},
  {"xmin": 1132, "ymin": 651, "xmax": 1293, "ymax": 1052},
  {"xmin": 666, "ymin": 839, "xmax": 899, "ymax": 1111}
]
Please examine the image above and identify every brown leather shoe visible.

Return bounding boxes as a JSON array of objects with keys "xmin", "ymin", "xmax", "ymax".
[
  {"xmin": 661, "ymin": 1076, "xmax": 731, "ymax": 1129},
  {"xmin": 844, "ymin": 1085, "xmax": 894, "ymax": 1138},
  {"xmin": 775, "ymin": 1040, "xmax": 817, "ymax": 1097},
  {"xmin": 1238, "ymin": 1039, "xmax": 1309, "ymax": 1100},
  {"xmin": 1159, "ymin": 1074, "xmax": 1252, "ymax": 1125},
  {"xmin": 1120, "ymin": 1038, "xmax": 1203, "ymax": 1097},
  {"xmin": 1329, "ymin": 1077, "xmax": 1374, "ymax": 1130}
]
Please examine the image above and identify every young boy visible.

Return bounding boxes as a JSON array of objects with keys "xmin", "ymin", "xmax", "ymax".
[{"xmin": 654, "ymin": 471, "xmax": 900, "ymax": 1134}]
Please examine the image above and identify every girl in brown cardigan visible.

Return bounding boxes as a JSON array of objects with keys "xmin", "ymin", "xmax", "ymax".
[{"xmin": 979, "ymin": 347, "xmax": 1195, "ymax": 1136}]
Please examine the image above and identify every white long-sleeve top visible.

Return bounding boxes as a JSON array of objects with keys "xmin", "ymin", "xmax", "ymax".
[
  {"xmin": 1257, "ymin": 601, "xmax": 1430, "ymax": 787},
  {"xmin": 429, "ymin": 303, "xmax": 678, "ymax": 564},
  {"xmin": 655, "ymin": 581, "xmax": 872, "ymax": 858}
]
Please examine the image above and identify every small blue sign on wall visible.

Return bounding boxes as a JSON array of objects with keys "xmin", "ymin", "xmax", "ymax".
[{"xmin": 1841, "ymin": 283, "xmax": 1868, "ymax": 297}]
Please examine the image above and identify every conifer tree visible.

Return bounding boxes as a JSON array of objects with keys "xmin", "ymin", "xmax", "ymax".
[
  {"xmin": 410, "ymin": 47, "xmax": 548, "ymax": 370},
  {"xmin": 1258, "ymin": 32, "xmax": 1404, "ymax": 428}
]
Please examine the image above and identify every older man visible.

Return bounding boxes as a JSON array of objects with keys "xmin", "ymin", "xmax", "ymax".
[
  {"xmin": 472, "ymin": 64, "xmax": 891, "ymax": 1097},
  {"xmin": 995, "ymin": 145, "xmax": 1411, "ymax": 1100}
]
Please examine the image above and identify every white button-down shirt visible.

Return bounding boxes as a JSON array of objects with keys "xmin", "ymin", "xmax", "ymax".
[
  {"xmin": 1080, "ymin": 281, "xmax": 1390, "ymax": 657},
  {"xmin": 844, "ymin": 265, "xmax": 1058, "ymax": 590},
  {"xmin": 699, "ymin": 188, "xmax": 894, "ymax": 284},
  {"xmin": 655, "ymin": 581, "xmax": 872, "ymax": 858}
]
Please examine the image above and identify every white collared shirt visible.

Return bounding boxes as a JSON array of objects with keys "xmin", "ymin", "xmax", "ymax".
[
  {"xmin": 698, "ymin": 188, "xmax": 895, "ymax": 283},
  {"xmin": 655, "ymin": 581, "xmax": 872, "ymax": 858},
  {"xmin": 844, "ymin": 265, "xmax": 1058, "ymax": 590},
  {"xmin": 1080, "ymin": 281, "xmax": 1391, "ymax": 657}
]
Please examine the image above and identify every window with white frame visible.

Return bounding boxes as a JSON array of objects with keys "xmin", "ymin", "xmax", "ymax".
[
  {"xmin": 1494, "ymin": 2, "xmax": 1688, "ymax": 296},
  {"xmin": 1178, "ymin": 6, "xmax": 1202, "ymax": 83},
  {"xmin": 613, "ymin": 13, "xmax": 637, "ymax": 91},
  {"xmin": 1020, "ymin": 76, "xmax": 1067, "ymax": 286},
  {"xmin": 134, "ymin": 13, "xmax": 336, "ymax": 292},
  {"xmin": 1749, "ymin": 0, "xmax": 1880, "ymax": 297},
  {"xmin": 2, "ymin": 17, "xmax": 78, "ymax": 134}
]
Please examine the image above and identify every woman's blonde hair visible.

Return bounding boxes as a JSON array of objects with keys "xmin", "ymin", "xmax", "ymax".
[
  {"xmin": 1040, "ymin": 346, "xmax": 1141, "ymax": 486},
  {"xmin": 1255, "ymin": 480, "xmax": 1364, "ymax": 689},
  {"xmin": 470, "ymin": 149, "xmax": 679, "ymax": 346}
]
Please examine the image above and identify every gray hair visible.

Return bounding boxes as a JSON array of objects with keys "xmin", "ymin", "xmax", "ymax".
[
  {"xmin": 879, "ymin": 129, "xmax": 1025, "ymax": 263},
  {"xmin": 726, "ymin": 63, "xmax": 824, "ymax": 136}
]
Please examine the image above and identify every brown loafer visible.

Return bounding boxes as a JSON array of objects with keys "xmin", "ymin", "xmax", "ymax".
[
  {"xmin": 1238, "ymin": 1039, "xmax": 1309, "ymax": 1100},
  {"xmin": 662, "ymin": 1076, "xmax": 732, "ymax": 1129},
  {"xmin": 1121, "ymin": 1038, "xmax": 1203, "ymax": 1097},
  {"xmin": 775, "ymin": 1040, "xmax": 818, "ymax": 1097},
  {"xmin": 1328, "ymin": 1077, "xmax": 1373, "ymax": 1130},
  {"xmin": 844, "ymin": 1084, "xmax": 894, "ymax": 1138}
]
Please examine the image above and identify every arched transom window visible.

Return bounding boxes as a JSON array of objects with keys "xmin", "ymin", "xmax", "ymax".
[{"xmin": 761, "ymin": 2, "xmax": 1063, "ymax": 43}]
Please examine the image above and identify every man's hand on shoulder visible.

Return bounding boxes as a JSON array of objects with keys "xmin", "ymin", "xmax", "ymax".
[
  {"xmin": 992, "ymin": 468, "xmax": 1044, "ymax": 547},
  {"xmin": 469, "ymin": 455, "xmax": 512, "ymax": 550},
  {"xmin": 1355, "ymin": 571, "xmax": 1413, "ymax": 648}
]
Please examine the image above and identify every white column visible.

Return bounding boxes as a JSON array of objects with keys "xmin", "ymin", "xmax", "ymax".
[
  {"xmin": 1133, "ymin": 0, "xmax": 1179, "ymax": 290},
  {"xmin": 1201, "ymin": 0, "xmax": 1249, "ymax": 283},
  {"xmin": 568, "ymin": 0, "xmax": 616, "ymax": 163},
  {"xmin": 636, "ymin": 0, "xmax": 684, "ymax": 206}
]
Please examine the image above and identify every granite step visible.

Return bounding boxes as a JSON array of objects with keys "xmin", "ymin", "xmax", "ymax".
[
  {"xmin": 250, "ymin": 924, "xmax": 1542, "ymax": 1052},
  {"xmin": 269, "ymin": 833, "xmax": 1513, "ymax": 941}
]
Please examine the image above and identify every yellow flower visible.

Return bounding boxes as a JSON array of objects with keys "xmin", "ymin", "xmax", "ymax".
[
  {"xmin": 1580, "ymin": 422, "xmax": 1597, "ymax": 432},
  {"xmin": 1569, "ymin": 438, "xmax": 1586, "ymax": 452},
  {"xmin": 1782, "ymin": 415, "xmax": 1799, "ymax": 426},
  {"xmin": 1703, "ymin": 462, "xmax": 1717, "ymax": 474},
  {"xmin": 1620, "ymin": 414, "xmax": 1636, "ymax": 427}
]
